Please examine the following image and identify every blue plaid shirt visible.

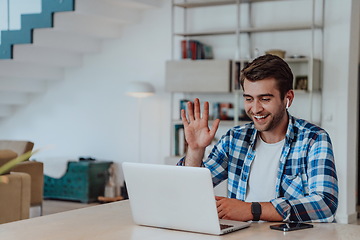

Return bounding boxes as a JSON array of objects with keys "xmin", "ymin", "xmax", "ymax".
[{"xmin": 178, "ymin": 114, "xmax": 338, "ymax": 222}]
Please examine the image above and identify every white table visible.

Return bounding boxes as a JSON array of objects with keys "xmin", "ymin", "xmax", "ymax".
[{"xmin": 0, "ymin": 200, "xmax": 359, "ymax": 240}]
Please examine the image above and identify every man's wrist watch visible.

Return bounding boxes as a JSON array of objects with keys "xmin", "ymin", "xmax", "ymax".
[{"xmin": 251, "ymin": 202, "xmax": 262, "ymax": 221}]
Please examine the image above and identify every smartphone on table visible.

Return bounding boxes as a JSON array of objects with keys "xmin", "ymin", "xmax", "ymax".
[{"xmin": 270, "ymin": 223, "xmax": 314, "ymax": 232}]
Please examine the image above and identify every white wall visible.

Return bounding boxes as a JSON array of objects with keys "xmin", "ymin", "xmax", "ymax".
[
  {"xmin": 0, "ymin": 0, "xmax": 357, "ymax": 223},
  {"xmin": 321, "ymin": 0, "xmax": 359, "ymax": 224},
  {"xmin": 0, "ymin": 2, "xmax": 172, "ymax": 184}
]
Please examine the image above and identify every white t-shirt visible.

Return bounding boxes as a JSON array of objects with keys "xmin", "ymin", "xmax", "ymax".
[{"xmin": 245, "ymin": 136, "xmax": 285, "ymax": 202}]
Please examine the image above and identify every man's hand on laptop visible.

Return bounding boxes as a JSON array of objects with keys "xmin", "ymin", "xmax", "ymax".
[
  {"xmin": 215, "ymin": 196, "xmax": 284, "ymax": 222},
  {"xmin": 215, "ymin": 196, "xmax": 253, "ymax": 221}
]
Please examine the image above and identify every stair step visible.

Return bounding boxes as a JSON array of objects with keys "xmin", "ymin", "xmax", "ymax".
[
  {"xmin": 108, "ymin": 0, "xmax": 163, "ymax": 9},
  {"xmin": 41, "ymin": 0, "xmax": 74, "ymax": 14},
  {"xmin": 21, "ymin": 12, "xmax": 54, "ymax": 30},
  {"xmin": 0, "ymin": 92, "xmax": 29, "ymax": 105},
  {"xmin": 0, "ymin": 78, "xmax": 46, "ymax": 93},
  {"xmin": 53, "ymin": 12, "xmax": 123, "ymax": 39},
  {"xmin": 32, "ymin": 28, "xmax": 102, "ymax": 53},
  {"xmin": 75, "ymin": 0, "xmax": 141, "ymax": 24},
  {"xmin": 0, "ymin": 106, "xmax": 14, "ymax": 117},
  {"xmin": 0, "ymin": 60, "xmax": 64, "ymax": 80},
  {"xmin": 0, "ymin": 30, "xmax": 32, "ymax": 59},
  {"xmin": 13, "ymin": 44, "xmax": 83, "ymax": 67}
]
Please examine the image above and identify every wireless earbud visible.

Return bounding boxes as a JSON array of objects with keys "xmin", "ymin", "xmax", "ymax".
[{"xmin": 286, "ymin": 99, "xmax": 290, "ymax": 109}]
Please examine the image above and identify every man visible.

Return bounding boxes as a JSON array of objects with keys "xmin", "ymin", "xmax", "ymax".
[{"xmin": 178, "ymin": 54, "xmax": 338, "ymax": 222}]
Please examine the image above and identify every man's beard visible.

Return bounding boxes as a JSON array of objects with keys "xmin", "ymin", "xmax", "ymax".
[{"xmin": 248, "ymin": 109, "xmax": 286, "ymax": 132}]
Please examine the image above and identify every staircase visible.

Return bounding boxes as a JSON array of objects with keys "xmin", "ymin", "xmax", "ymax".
[{"xmin": 0, "ymin": 0, "xmax": 162, "ymax": 119}]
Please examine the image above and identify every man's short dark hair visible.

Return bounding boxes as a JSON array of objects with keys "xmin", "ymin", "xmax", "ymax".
[{"xmin": 240, "ymin": 54, "xmax": 293, "ymax": 99}]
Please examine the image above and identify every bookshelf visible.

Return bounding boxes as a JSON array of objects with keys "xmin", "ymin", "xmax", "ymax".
[
  {"xmin": 175, "ymin": 25, "xmax": 322, "ymax": 37},
  {"xmin": 166, "ymin": 0, "xmax": 323, "ymax": 162}
]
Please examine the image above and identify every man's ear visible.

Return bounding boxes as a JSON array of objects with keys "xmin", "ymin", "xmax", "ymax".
[{"xmin": 285, "ymin": 90, "xmax": 294, "ymax": 109}]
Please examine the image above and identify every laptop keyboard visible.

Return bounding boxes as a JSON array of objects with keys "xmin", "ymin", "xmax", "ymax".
[{"xmin": 220, "ymin": 224, "xmax": 234, "ymax": 230}]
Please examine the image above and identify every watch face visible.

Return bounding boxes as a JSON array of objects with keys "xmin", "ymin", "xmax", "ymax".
[
  {"xmin": 251, "ymin": 202, "xmax": 261, "ymax": 221},
  {"xmin": 251, "ymin": 202, "xmax": 261, "ymax": 213}
]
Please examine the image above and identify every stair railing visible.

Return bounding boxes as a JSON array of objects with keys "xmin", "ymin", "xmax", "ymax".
[{"xmin": 0, "ymin": 0, "xmax": 42, "ymax": 44}]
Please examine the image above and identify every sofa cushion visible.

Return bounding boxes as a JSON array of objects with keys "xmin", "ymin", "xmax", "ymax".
[
  {"xmin": 0, "ymin": 140, "xmax": 34, "ymax": 158},
  {"xmin": 0, "ymin": 150, "xmax": 18, "ymax": 175}
]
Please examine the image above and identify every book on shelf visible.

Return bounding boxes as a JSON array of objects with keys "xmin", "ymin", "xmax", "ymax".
[
  {"xmin": 203, "ymin": 44, "xmax": 213, "ymax": 59},
  {"xmin": 178, "ymin": 128, "xmax": 186, "ymax": 156},
  {"xmin": 180, "ymin": 40, "xmax": 213, "ymax": 60},
  {"xmin": 179, "ymin": 99, "xmax": 190, "ymax": 119},
  {"xmin": 174, "ymin": 124, "xmax": 188, "ymax": 156},
  {"xmin": 234, "ymin": 61, "xmax": 241, "ymax": 90},
  {"xmin": 181, "ymin": 40, "xmax": 187, "ymax": 59},
  {"xmin": 234, "ymin": 61, "xmax": 250, "ymax": 90}
]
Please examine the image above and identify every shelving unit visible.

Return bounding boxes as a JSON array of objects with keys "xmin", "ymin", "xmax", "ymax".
[
  {"xmin": 165, "ymin": 59, "xmax": 232, "ymax": 92},
  {"xmin": 166, "ymin": 0, "xmax": 324, "ymax": 162},
  {"xmin": 175, "ymin": 25, "xmax": 322, "ymax": 37}
]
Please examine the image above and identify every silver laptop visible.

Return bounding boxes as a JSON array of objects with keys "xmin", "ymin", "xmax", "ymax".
[{"xmin": 122, "ymin": 162, "xmax": 250, "ymax": 235}]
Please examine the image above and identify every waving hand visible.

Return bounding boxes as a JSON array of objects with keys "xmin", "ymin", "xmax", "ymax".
[{"xmin": 181, "ymin": 98, "xmax": 220, "ymax": 166}]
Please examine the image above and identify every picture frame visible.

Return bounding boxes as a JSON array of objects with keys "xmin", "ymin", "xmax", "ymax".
[{"xmin": 295, "ymin": 75, "xmax": 308, "ymax": 90}]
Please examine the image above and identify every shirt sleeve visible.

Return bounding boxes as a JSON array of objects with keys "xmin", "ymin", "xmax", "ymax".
[
  {"xmin": 270, "ymin": 132, "xmax": 338, "ymax": 222},
  {"xmin": 203, "ymin": 133, "xmax": 231, "ymax": 187},
  {"xmin": 176, "ymin": 157, "xmax": 185, "ymax": 166},
  {"xmin": 177, "ymin": 130, "xmax": 231, "ymax": 185}
]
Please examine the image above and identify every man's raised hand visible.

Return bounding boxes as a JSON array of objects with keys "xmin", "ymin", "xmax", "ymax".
[{"xmin": 181, "ymin": 98, "xmax": 220, "ymax": 166}]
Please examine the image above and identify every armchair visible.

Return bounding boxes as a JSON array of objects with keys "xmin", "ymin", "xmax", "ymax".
[
  {"xmin": 0, "ymin": 141, "xmax": 44, "ymax": 215},
  {"xmin": 0, "ymin": 150, "xmax": 31, "ymax": 224},
  {"xmin": 0, "ymin": 173, "xmax": 31, "ymax": 224}
]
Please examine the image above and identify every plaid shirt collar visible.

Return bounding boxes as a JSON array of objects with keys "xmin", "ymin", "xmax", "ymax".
[{"xmin": 248, "ymin": 112, "xmax": 296, "ymax": 148}]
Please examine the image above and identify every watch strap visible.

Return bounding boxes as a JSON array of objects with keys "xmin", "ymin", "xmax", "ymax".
[{"xmin": 251, "ymin": 202, "xmax": 262, "ymax": 221}]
